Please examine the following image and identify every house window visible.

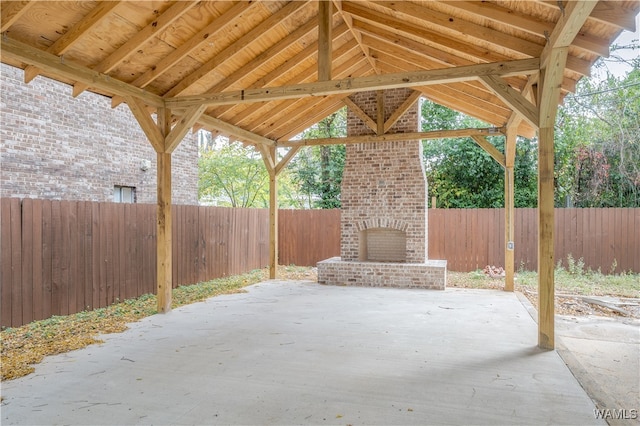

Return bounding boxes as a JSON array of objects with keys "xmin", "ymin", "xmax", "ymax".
[{"xmin": 114, "ymin": 186, "xmax": 135, "ymax": 203}]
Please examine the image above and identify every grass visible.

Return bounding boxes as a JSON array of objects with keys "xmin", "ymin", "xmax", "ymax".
[{"xmin": 1, "ymin": 262, "xmax": 638, "ymax": 382}]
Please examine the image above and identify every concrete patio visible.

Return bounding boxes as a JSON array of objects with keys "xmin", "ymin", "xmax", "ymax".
[{"xmin": 2, "ymin": 281, "xmax": 605, "ymax": 425}]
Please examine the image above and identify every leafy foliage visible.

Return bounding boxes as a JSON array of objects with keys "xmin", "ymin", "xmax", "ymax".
[
  {"xmin": 287, "ymin": 109, "xmax": 346, "ymax": 208},
  {"xmin": 555, "ymin": 59, "xmax": 640, "ymax": 207},
  {"xmin": 198, "ymin": 141, "xmax": 269, "ymax": 207},
  {"xmin": 421, "ymin": 99, "xmax": 537, "ymax": 208}
]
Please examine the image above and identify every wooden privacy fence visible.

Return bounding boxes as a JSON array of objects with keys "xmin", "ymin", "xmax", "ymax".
[
  {"xmin": 1, "ymin": 198, "xmax": 638, "ymax": 328},
  {"xmin": 1, "ymin": 198, "xmax": 270, "ymax": 328},
  {"xmin": 428, "ymin": 208, "xmax": 639, "ymax": 273}
]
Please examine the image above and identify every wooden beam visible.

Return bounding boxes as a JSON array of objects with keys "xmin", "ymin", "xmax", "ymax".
[
  {"xmin": 479, "ymin": 75, "xmax": 539, "ymax": 129},
  {"xmin": 470, "ymin": 135, "xmax": 505, "ymax": 168},
  {"xmin": 165, "ymin": 104, "xmax": 206, "ymax": 153},
  {"xmin": 197, "ymin": 115, "xmax": 276, "ymax": 147},
  {"xmin": 280, "ymin": 127, "xmax": 504, "ymax": 147},
  {"xmin": 125, "ymin": 96, "xmax": 164, "ymax": 152},
  {"xmin": 318, "ymin": 0, "xmax": 333, "ymax": 81},
  {"xmin": 165, "ymin": 58, "xmax": 540, "ymax": 109},
  {"xmin": 384, "ymin": 90, "xmax": 421, "ymax": 133},
  {"xmin": 156, "ymin": 107, "xmax": 173, "ymax": 314},
  {"xmin": 0, "ymin": 37, "xmax": 165, "ymax": 108},
  {"xmin": 0, "ymin": 0, "xmax": 31, "ymax": 32},
  {"xmin": 275, "ymin": 147, "xmax": 301, "ymax": 176},
  {"xmin": 23, "ymin": 1, "xmax": 121, "ymax": 83},
  {"xmin": 343, "ymin": 97, "xmax": 377, "ymax": 132},
  {"xmin": 72, "ymin": 1, "xmax": 197, "ymax": 97}
]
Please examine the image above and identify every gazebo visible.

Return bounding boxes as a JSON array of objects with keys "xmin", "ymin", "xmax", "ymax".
[{"xmin": 2, "ymin": 0, "xmax": 638, "ymax": 350}]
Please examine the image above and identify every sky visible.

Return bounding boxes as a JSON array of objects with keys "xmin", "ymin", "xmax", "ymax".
[{"xmin": 594, "ymin": 15, "xmax": 640, "ymax": 79}]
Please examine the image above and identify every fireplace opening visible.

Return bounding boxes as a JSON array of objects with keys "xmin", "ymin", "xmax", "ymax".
[{"xmin": 359, "ymin": 228, "xmax": 407, "ymax": 262}]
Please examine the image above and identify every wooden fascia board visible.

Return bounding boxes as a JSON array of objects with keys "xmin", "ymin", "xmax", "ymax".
[
  {"xmin": 165, "ymin": 58, "xmax": 540, "ymax": 109},
  {"xmin": 479, "ymin": 75, "xmax": 539, "ymax": 129},
  {"xmin": 125, "ymin": 96, "xmax": 164, "ymax": 153},
  {"xmin": 279, "ymin": 127, "xmax": 504, "ymax": 147},
  {"xmin": 0, "ymin": 37, "xmax": 165, "ymax": 108},
  {"xmin": 471, "ymin": 135, "xmax": 506, "ymax": 168},
  {"xmin": 197, "ymin": 115, "xmax": 276, "ymax": 147}
]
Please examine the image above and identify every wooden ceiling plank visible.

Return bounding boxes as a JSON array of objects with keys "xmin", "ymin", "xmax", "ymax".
[
  {"xmin": 333, "ymin": 0, "xmax": 380, "ymax": 73},
  {"xmin": 133, "ymin": 1, "xmax": 257, "ymax": 90},
  {"xmin": 541, "ymin": 1, "xmax": 599, "ymax": 67},
  {"xmin": 280, "ymin": 127, "xmax": 504, "ymax": 147},
  {"xmin": 211, "ymin": 37, "xmax": 360, "ymax": 126},
  {"xmin": 479, "ymin": 75, "xmax": 539, "ymax": 129},
  {"xmin": 539, "ymin": 0, "xmax": 638, "ymax": 31},
  {"xmin": 163, "ymin": 1, "xmax": 308, "ymax": 99},
  {"xmin": 111, "ymin": 1, "xmax": 259, "ymax": 108},
  {"xmin": 24, "ymin": 1, "xmax": 122, "ymax": 83},
  {"xmin": 72, "ymin": 1, "xmax": 198, "ymax": 97},
  {"xmin": 166, "ymin": 58, "xmax": 540, "ymax": 109},
  {"xmin": 354, "ymin": 19, "xmax": 475, "ymax": 68},
  {"xmin": 343, "ymin": 97, "xmax": 377, "ymax": 132},
  {"xmin": 384, "ymin": 90, "xmax": 422, "ymax": 133},
  {"xmin": 442, "ymin": 1, "xmax": 608, "ymax": 57},
  {"xmin": 261, "ymin": 60, "xmax": 371, "ymax": 139},
  {"xmin": 343, "ymin": 1, "xmax": 510, "ymax": 63},
  {"xmin": 372, "ymin": 1, "xmax": 544, "ymax": 58},
  {"xmin": 591, "ymin": 1, "xmax": 638, "ymax": 31},
  {"xmin": 1, "ymin": 36, "xmax": 164, "ymax": 108},
  {"xmin": 204, "ymin": 16, "xmax": 319, "ymax": 96},
  {"xmin": 259, "ymin": 59, "xmax": 370, "ymax": 138},
  {"xmin": 318, "ymin": 0, "xmax": 333, "ymax": 81},
  {"xmin": 125, "ymin": 95, "xmax": 164, "ymax": 152},
  {"xmin": 197, "ymin": 115, "xmax": 275, "ymax": 147},
  {"xmin": 1, "ymin": 0, "xmax": 32, "ymax": 32}
]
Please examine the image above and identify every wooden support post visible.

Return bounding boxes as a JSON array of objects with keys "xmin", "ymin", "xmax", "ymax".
[
  {"xmin": 268, "ymin": 146, "xmax": 278, "ymax": 280},
  {"xmin": 156, "ymin": 107, "xmax": 172, "ymax": 313},
  {"xmin": 537, "ymin": 47, "xmax": 568, "ymax": 350},
  {"xmin": 318, "ymin": 0, "xmax": 332, "ymax": 81},
  {"xmin": 504, "ymin": 122, "xmax": 518, "ymax": 292}
]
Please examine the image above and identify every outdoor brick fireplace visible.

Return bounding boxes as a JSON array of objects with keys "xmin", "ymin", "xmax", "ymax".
[{"xmin": 317, "ymin": 88, "xmax": 446, "ymax": 289}]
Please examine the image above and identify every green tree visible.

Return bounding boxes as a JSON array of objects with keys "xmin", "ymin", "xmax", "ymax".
[
  {"xmin": 287, "ymin": 109, "xmax": 346, "ymax": 208},
  {"xmin": 198, "ymin": 141, "xmax": 269, "ymax": 207},
  {"xmin": 555, "ymin": 58, "xmax": 640, "ymax": 207},
  {"xmin": 421, "ymin": 99, "xmax": 537, "ymax": 208}
]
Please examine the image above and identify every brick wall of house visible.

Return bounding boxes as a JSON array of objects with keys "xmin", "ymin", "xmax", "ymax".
[
  {"xmin": 342, "ymin": 88, "xmax": 427, "ymax": 262},
  {"xmin": 0, "ymin": 64, "xmax": 198, "ymax": 204}
]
